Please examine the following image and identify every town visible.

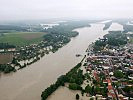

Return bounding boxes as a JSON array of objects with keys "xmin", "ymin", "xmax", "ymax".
[
  {"xmin": 79, "ymin": 38, "xmax": 133, "ymax": 99},
  {"xmin": 41, "ymin": 30, "xmax": 133, "ymax": 100},
  {"xmin": 66, "ymin": 31, "xmax": 133, "ymax": 100}
]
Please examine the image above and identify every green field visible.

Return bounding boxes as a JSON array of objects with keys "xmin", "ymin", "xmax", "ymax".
[
  {"xmin": 129, "ymin": 37, "xmax": 133, "ymax": 43},
  {"xmin": 0, "ymin": 32, "xmax": 47, "ymax": 46}
]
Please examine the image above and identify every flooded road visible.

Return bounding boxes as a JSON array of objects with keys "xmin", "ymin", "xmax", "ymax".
[{"xmin": 0, "ymin": 23, "xmax": 120, "ymax": 100}]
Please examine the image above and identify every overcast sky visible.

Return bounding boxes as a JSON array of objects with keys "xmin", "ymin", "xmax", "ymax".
[{"xmin": 0, "ymin": 0, "xmax": 133, "ymax": 21}]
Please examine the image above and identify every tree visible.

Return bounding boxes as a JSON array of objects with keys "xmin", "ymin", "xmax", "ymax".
[
  {"xmin": 69, "ymin": 83, "xmax": 81, "ymax": 90},
  {"xmin": 123, "ymin": 86, "xmax": 133, "ymax": 93},
  {"xmin": 114, "ymin": 70, "xmax": 124, "ymax": 78},
  {"xmin": 3, "ymin": 64, "xmax": 16, "ymax": 73},
  {"xmin": 76, "ymin": 94, "xmax": 80, "ymax": 100},
  {"xmin": 81, "ymin": 90, "xmax": 84, "ymax": 96},
  {"xmin": 93, "ymin": 79, "xmax": 98, "ymax": 85},
  {"xmin": 95, "ymin": 86, "xmax": 100, "ymax": 94},
  {"xmin": 91, "ymin": 86, "xmax": 95, "ymax": 95},
  {"xmin": 85, "ymin": 85, "xmax": 93, "ymax": 95},
  {"xmin": 101, "ymin": 85, "xmax": 108, "ymax": 96},
  {"xmin": 12, "ymin": 57, "xmax": 17, "ymax": 64},
  {"xmin": 90, "ymin": 98, "xmax": 94, "ymax": 100},
  {"xmin": 95, "ymin": 40, "xmax": 106, "ymax": 47}
]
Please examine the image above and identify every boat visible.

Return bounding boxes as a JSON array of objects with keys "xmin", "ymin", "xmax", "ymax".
[{"xmin": 76, "ymin": 54, "xmax": 82, "ymax": 57}]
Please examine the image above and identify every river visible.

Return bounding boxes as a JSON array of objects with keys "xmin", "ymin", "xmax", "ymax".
[{"xmin": 0, "ymin": 22, "xmax": 122, "ymax": 100}]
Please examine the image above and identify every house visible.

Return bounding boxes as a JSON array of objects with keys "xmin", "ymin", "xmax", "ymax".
[
  {"xmin": 7, "ymin": 48, "xmax": 16, "ymax": 52},
  {"xmin": 128, "ymin": 74, "xmax": 133, "ymax": 79},
  {"xmin": 93, "ymin": 70, "xmax": 100, "ymax": 81},
  {"xmin": 109, "ymin": 72, "xmax": 114, "ymax": 76},
  {"xmin": 96, "ymin": 94, "xmax": 103, "ymax": 100},
  {"xmin": 107, "ymin": 79, "xmax": 116, "ymax": 99},
  {"xmin": 102, "ymin": 65, "xmax": 110, "ymax": 70},
  {"xmin": 0, "ymin": 49, "xmax": 4, "ymax": 52}
]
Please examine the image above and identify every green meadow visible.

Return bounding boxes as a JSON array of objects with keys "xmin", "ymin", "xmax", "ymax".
[{"xmin": 0, "ymin": 32, "xmax": 47, "ymax": 46}]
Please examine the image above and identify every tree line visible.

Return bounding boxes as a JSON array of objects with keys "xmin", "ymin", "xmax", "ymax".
[{"xmin": 0, "ymin": 43, "xmax": 16, "ymax": 49}]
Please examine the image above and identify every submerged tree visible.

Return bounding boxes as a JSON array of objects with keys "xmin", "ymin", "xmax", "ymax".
[{"xmin": 76, "ymin": 94, "xmax": 80, "ymax": 100}]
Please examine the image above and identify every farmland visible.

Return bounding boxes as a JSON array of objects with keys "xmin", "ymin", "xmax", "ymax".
[{"xmin": 0, "ymin": 32, "xmax": 47, "ymax": 46}]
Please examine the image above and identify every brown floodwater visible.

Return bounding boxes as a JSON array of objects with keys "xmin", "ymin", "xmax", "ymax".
[{"xmin": 0, "ymin": 23, "xmax": 114, "ymax": 100}]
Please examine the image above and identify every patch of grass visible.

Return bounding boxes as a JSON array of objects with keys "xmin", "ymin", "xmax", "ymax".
[{"xmin": 0, "ymin": 32, "xmax": 47, "ymax": 46}]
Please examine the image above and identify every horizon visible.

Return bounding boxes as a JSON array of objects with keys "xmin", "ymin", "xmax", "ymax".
[
  {"xmin": 0, "ymin": 18, "xmax": 132, "ymax": 25},
  {"xmin": 0, "ymin": 0, "xmax": 133, "ymax": 22}
]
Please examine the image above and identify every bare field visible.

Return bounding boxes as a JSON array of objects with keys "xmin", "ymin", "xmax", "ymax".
[
  {"xmin": 20, "ymin": 33, "xmax": 45, "ymax": 40},
  {"xmin": 13, "ymin": 32, "xmax": 47, "ymax": 40}
]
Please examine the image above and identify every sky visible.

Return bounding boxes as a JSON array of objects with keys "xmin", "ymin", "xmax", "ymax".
[{"xmin": 0, "ymin": 0, "xmax": 133, "ymax": 21}]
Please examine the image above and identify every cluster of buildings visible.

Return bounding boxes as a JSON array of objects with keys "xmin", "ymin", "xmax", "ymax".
[
  {"xmin": 0, "ymin": 41, "xmax": 53, "ymax": 70},
  {"xmin": 82, "ymin": 43, "xmax": 133, "ymax": 100},
  {"xmin": 0, "ymin": 48, "xmax": 16, "ymax": 52}
]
